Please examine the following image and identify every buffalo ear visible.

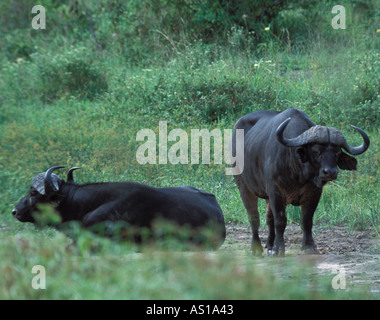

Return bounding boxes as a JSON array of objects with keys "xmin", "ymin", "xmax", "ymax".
[
  {"xmin": 338, "ymin": 151, "xmax": 357, "ymax": 170},
  {"xmin": 49, "ymin": 194, "xmax": 65, "ymax": 208},
  {"xmin": 296, "ymin": 147, "xmax": 308, "ymax": 163}
]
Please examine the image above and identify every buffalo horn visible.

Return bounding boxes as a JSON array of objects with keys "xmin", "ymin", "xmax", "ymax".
[
  {"xmin": 67, "ymin": 167, "xmax": 81, "ymax": 183},
  {"xmin": 44, "ymin": 166, "xmax": 65, "ymax": 196},
  {"xmin": 276, "ymin": 118, "xmax": 370, "ymax": 155},
  {"xmin": 334, "ymin": 125, "xmax": 370, "ymax": 155},
  {"xmin": 276, "ymin": 118, "xmax": 318, "ymax": 147}
]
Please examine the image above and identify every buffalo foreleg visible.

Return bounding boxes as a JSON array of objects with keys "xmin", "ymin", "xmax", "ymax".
[
  {"xmin": 268, "ymin": 194, "xmax": 287, "ymax": 256},
  {"xmin": 236, "ymin": 183, "xmax": 263, "ymax": 255},
  {"xmin": 265, "ymin": 200, "xmax": 275, "ymax": 253},
  {"xmin": 82, "ymin": 201, "xmax": 120, "ymax": 228},
  {"xmin": 301, "ymin": 191, "xmax": 321, "ymax": 254}
]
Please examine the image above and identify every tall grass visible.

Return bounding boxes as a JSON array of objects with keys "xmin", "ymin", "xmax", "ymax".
[{"xmin": 0, "ymin": 226, "xmax": 374, "ymax": 299}]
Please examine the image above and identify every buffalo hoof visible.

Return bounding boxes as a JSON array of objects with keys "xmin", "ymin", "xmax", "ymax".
[
  {"xmin": 251, "ymin": 243, "xmax": 264, "ymax": 257},
  {"xmin": 267, "ymin": 248, "xmax": 285, "ymax": 257},
  {"xmin": 302, "ymin": 246, "xmax": 320, "ymax": 255}
]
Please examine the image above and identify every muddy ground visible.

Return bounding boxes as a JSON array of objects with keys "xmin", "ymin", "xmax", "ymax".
[{"xmin": 221, "ymin": 223, "xmax": 380, "ymax": 293}]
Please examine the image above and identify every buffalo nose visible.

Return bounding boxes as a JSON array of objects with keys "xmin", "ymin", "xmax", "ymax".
[
  {"xmin": 12, "ymin": 209, "xmax": 17, "ymax": 216},
  {"xmin": 322, "ymin": 168, "xmax": 338, "ymax": 178}
]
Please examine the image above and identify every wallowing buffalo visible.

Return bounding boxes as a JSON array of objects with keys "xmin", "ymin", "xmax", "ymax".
[
  {"xmin": 12, "ymin": 166, "xmax": 226, "ymax": 249},
  {"xmin": 232, "ymin": 108, "xmax": 370, "ymax": 256}
]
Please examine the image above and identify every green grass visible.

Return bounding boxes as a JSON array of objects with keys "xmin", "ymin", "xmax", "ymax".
[
  {"xmin": 0, "ymin": 227, "xmax": 375, "ymax": 300},
  {"xmin": 1, "ymin": 45, "xmax": 378, "ymax": 230},
  {"xmin": 0, "ymin": 1, "xmax": 379, "ymax": 300}
]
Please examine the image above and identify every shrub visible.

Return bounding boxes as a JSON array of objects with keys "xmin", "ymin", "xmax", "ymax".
[
  {"xmin": 35, "ymin": 47, "xmax": 108, "ymax": 102},
  {"xmin": 1, "ymin": 30, "xmax": 35, "ymax": 61}
]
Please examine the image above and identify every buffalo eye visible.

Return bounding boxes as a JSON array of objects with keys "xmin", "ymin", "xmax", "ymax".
[
  {"xmin": 30, "ymin": 189, "xmax": 39, "ymax": 197},
  {"xmin": 296, "ymin": 147, "xmax": 308, "ymax": 163},
  {"xmin": 29, "ymin": 197, "xmax": 35, "ymax": 206}
]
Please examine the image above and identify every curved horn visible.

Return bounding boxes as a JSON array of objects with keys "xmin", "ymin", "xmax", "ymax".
[
  {"xmin": 338, "ymin": 125, "xmax": 370, "ymax": 155},
  {"xmin": 276, "ymin": 118, "xmax": 294, "ymax": 146},
  {"xmin": 44, "ymin": 166, "xmax": 65, "ymax": 195},
  {"xmin": 277, "ymin": 118, "xmax": 370, "ymax": 155},
  {"xmin": 276, "ymin": 118, "xmax": 323, "ymax": 147},
  {"xmin": 277, "ymin": 118, "xmax": 335, "ymax": 147},
  {"xmin": 67, "ymin": 167, "xmax": 81, "ymax": 183}
]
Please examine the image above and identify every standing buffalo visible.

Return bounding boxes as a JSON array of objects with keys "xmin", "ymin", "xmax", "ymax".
[
  {"xmin": 12, "ymin": 166, "xmax": 226, "ymax": 249},
  {"xmin": 232, "ymin": 108, "xmax": 370, "ymax": 256}
]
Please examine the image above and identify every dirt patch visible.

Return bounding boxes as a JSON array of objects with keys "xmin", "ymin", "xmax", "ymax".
[{"xmin": 221, "ymin": 223, "xmax": 380, "ymax": 292}]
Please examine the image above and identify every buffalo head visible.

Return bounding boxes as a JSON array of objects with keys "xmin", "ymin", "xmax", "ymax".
[
  {"xmin": 12, "ymin": 166, "xmax": 80, "ymax": 222},
  {"xmin": 276, "ymin": 118, "xmax": 370, "ymax": 188}
]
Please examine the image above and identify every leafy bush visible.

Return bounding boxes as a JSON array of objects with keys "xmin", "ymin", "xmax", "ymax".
[
  {"xmin": 353, "ymin": 52, "xmax": 380, "ymax": 103},
  {"xmin": 1, "ymin": 30, "xmax": 35, "ymax": 61},
  {"xmin": 35, "ymin": 48, "xmax": 108, "ymax": 102}
]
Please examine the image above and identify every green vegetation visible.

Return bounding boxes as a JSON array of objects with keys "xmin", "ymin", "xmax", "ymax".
[{"xmin": 0, "ymin": 0, "xmax": 379, "ymax": 299}]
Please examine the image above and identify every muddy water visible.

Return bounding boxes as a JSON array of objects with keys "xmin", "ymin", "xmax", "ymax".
[{"xmin": 221, "ymin": 223, "xmax": 380, "ymax": 292}]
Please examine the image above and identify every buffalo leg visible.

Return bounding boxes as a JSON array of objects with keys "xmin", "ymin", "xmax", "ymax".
[
  {"xmin": 268, "ymin": 195, "xmax": 287, "ymax": 256},
  {"xmin": 265, "ymin": 200, "xmax": 275, "ymax": 253},
  {"xmin": 235, "ymin": 182, "xmax": 263, "ymax": 255},
  {"xmin": 82, "ymin": 202, "xmax": 119, "ymax": 228},
  {"xmin": 301, "ymin": 192, "xmax": 321, "ymax": 254}
]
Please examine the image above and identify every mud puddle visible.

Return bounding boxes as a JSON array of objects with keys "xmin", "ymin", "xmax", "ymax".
[{"xmin": 221, "ymin": 223, "xmax": 380, "ymax": 292}]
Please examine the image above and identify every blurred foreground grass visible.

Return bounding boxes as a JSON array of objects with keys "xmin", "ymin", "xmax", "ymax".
[{"xmin": 0, "ymin": 226, "xmax": 375, "ymax": 300}]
